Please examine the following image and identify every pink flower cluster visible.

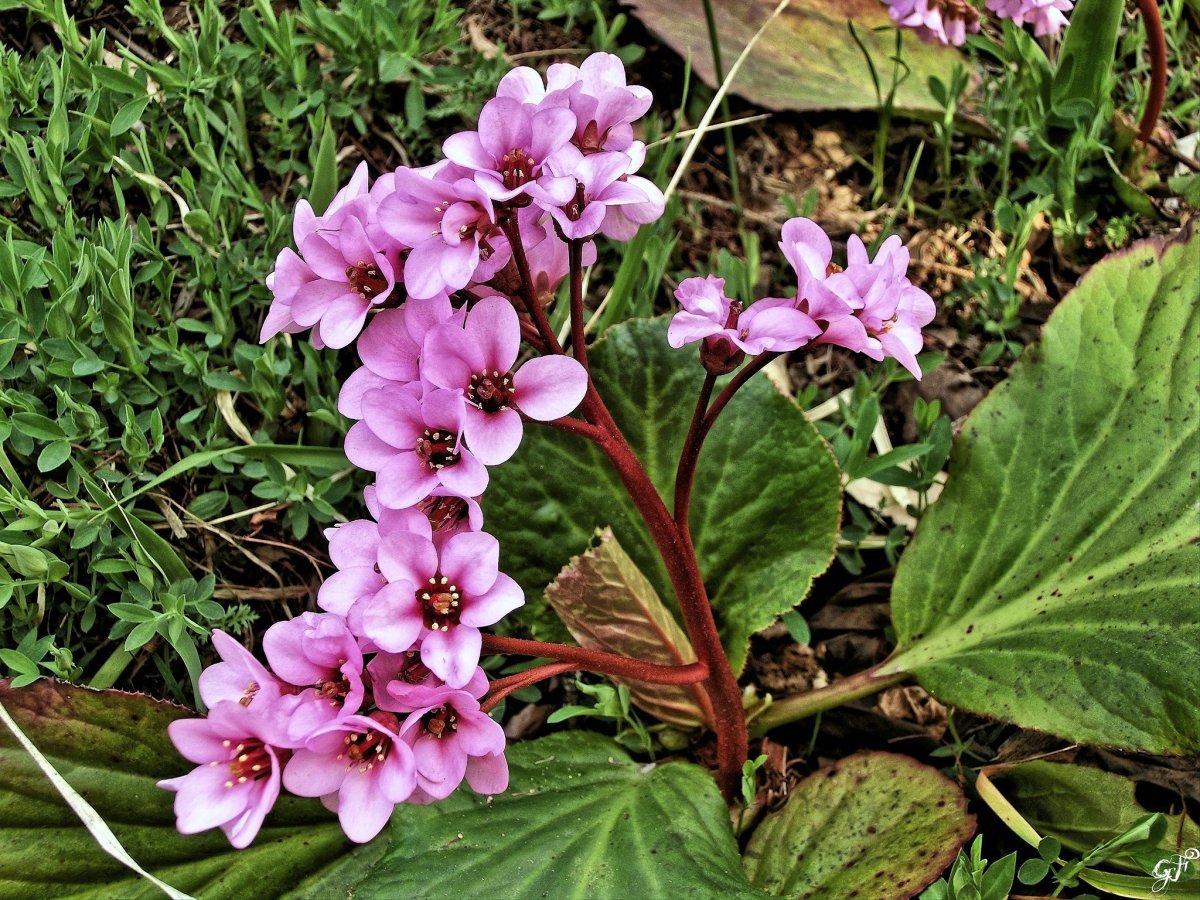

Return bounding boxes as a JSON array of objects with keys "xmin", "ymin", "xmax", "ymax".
[
  {"xmin": 260, "ymin": 51, "xmax": 663, "ymax": 349},
  {"xmin": 880, "ymin": 0, "xmax": 1071, "ymax": 46},
  {"xmin": 985, "ymin": 0, "xmax": 1072, "ymax": 36},
  {"xmin": 163, "ymin": 52, "xmax": 663, "ymax": 848},
  {"xmin": 669, "ymin": 218, "xmax": 935, "ymax": 379}
]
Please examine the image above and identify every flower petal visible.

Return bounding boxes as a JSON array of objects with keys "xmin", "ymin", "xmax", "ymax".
[{"xmin": 512, "ymin": 355, "xmax": 588, "ymax": 420}]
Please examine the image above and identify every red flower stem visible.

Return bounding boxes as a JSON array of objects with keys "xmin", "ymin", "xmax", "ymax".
[
  {"xmin": 502, "ymin": 220, "xmax": 563, "ymax": 354},
  {"xmin": 1136, "ymin": 0, "xmax": 1167, "ymax": 144},
  {"xmin": 481, "ymin": 634, "xmax": 710, "ymax": 685},
  {"xmin": 673, "ymin": 371, "xmax": 716, "ymax": 526},
  {"xmin": 507, "ymin": 233, "xmax": 749, "ymax": 799},
  {"xmin": 481, "ymin": 662, "xmax": 577, "ymax": 713},
  {"xmin": 674, "ymin": 351, "xmax": 775, "ymax": 527},
  {"xmin": 702, "ymin": 351, "xmax": 776, "ymax": 433},
  {"xmin": 525, "ymin": 412, "xmax": 604, "ymax": 442},
  {"xmin": 568, "ymin": 239, "xmax": 588, "ymax": 371}
]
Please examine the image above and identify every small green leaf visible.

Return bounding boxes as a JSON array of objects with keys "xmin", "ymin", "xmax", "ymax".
[
  {"xmin": 11, "ymin": 412, "xmax": 66, "ymax": 442},
  {"xmin": 110, "ymin": 96, "xmax": 151, "ymax": 137},
  {"xmin": 308, "ymin": 118, "xmax": 338, "ymax": 217},
  {"xmin": 1017, "ymin": 857, "xmax": 1050, "ymax": 885},
  {"xmin": 743, "ymin": 752, "xmax": 975, "ymax": 899},
  {"xmin": 36, "ymin": 441, "xmax": 71, "ymax": 472},
  {"xmin": 0, "ymin": 542, "xmax": 50, "ymax": 578}
]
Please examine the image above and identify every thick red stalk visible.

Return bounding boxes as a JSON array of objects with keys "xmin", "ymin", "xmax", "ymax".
[
  {"xmin": 1136, "ymin": 0, "xmax": 1167, "ymax": 144},
  {"xmin": 481, "ymin": 634, "xmax": 710, "ymax": 685}
]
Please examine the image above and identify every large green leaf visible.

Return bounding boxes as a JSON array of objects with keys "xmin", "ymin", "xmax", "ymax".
[
  {"xmin": 485, "ymin": 317, "xmax": 841, "ymax": 674},
  {"xmin": 626, "ymin": 0, "xmax": 968, "ymax": 114},
  {"xmin": 884, "ymin": 233, "xmax": 1200, "ymax": 753},
  {"xmin": 0, "ymin": 679, "xmax": 373, "ymax": 899},
  {"xmin": 358, "ymin": 731, "xmax": 765, "ymax": 899},
  {"xmin": 1, "ymin": 681, "xmax": 762, "ymax": 899},
  {"xmin": 742, "ymin": 752, "xmax": 974, "ymax": 899}
]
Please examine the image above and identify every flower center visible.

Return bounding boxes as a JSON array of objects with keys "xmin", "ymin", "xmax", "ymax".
[
  {"xmin": 415, "ymin": 429, "xmax": 460, "ymax": 470},
  {"xmin": 345, "ymin": 260, "xmax": 387, "ymax": 299},
  {"xmin": 418, "ymin": 575, "xmax": 462, "ymax": 631},
  {"xmin": 466, "ymin": 369, "xmax": 515, "ymax": 414},
  {"xmin": 340, "ymin": 728, "xmax": 391, "ymax": 774},
  {"xmin": 421, "ymin": 705, "xmax": 459, "ymax": 739},
  {"xmin": 500, "ymin": 148, "xmax": 536, "ymax": 190},
  {"xmin": 578, "ymin": 120, "xmax": 603, "ymax": 155},
  {"xmin": 238, "ymin": 681, "xmax": 259, "ymax": 707},
  {"xmin": 220, "ymin": 738, "xmax": 272, "ymax": 788},
  {"xmin": 565, "ymin": 182, "xmax": 588, "ymax": 222},
  {"xmin": 417, "ymin": 494, "xmax": 473, "ymax": 535},
  {"xmin": 316, "ymin": 674, "xmax": 351, "ymax": 703}
]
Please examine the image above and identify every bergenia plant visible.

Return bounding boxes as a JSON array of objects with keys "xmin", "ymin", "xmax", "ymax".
[{"xmin": 160, "ymin": 51, "xmax": 935, "ymax": 847}]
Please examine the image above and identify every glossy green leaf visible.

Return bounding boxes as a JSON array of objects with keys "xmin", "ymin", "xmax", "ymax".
[
  {"xmin": 358, "ymin": 731, "xmax": 765, "ymax": 899},
  {"xmin": 0, "ymin": 679, "xmax": 376, "ymax": 900},
  {"xmin": 626, "ymin": 0, "xmax": 968, "ymax": 114},
  {"xmin": 885, "ymin": 233, "xmax": 1200, "ymax": 753},
  {"xmin": 990, "ymin": 761, "xmax": 1200, "ymax": 875},
  {"xmin": 545, "ymin": 528, "xmax": 710, "ymax": 728},
  {"xmin": 485, "ymin": 318, "xmax": 841, "ymax": 673},
  {"xmin": 742, "ymin": 752, "xmax": 975, "ymax": 899}
]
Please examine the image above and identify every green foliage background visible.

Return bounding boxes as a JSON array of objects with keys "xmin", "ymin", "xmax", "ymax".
[{"xmin": 0, "ymin": 0, "xmax": 510, "ymax": 701}]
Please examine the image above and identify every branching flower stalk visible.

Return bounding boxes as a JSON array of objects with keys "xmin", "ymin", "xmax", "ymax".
[{"xmin": 158, "ymin": 50, "xmax": 936, "ymax": 849}]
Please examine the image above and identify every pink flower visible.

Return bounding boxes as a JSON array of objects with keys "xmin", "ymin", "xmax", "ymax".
[
  {"xmin": 366, "ymin": 649, "xmax": 488, "ymax": 713},
  {"xmin": 421, "ymin": 296, "xmax": 588, "ymax": 464},
  {"xmin": 358, "ymin": 530, "xmax": 523, "ymax": 687},
  {"xmin": 262, "ymin": 612, "xmax": 366, "ymax": 740},
  {"xmin": 986, "ymin": 0, "xmax": 1072, "ymax": 35},
  {"xmin": 881, "ymin": 0, "xmax": 981, "ymax": 46},
  {"xmin": 668, "ymin": 276, "xmax": 819, "ymax": 358},
  {"xmin": 344, "ymin": 384, "xmax": 489, "ymax": 510},
  {"xmin": 158, "ymin": 700, "xmax": 288, "ymax": 848},
  {"xmin": 377, "ymin": 163, "xmax": 509, "ymax": 300},
  {"xmin": 338, "ymin": 295, "xmax": 461, "ymax": 419},
  {"xmin": 284, "ymin": 212, "xmax": 397, "ymax": 349},
  {"xmin": 813, "ymin": 235, "xmax": 935, "ymax": 378},
  {"xmin": 497, "ymin": 52, "xmax": 653, "ymax": 156},
  {"xmin": 774, "ymin": 217, "xmax": 855, "ymax": 329},
  {"xmin": 283, "ymin": 711, "xmax": 416, "ymax": 843},
  {"xmin": 198, "ymin": 630, "xmax": 286, "ymax": 711},
  {"xmin": 398, "ymin": 688, "xmax": 509, "ymax": 801},
  {"xmin": 443, "ymin": 97, "xmax": 577, "ymax": 204},
  {"xmin": 317, "ymin": 506, "xmax": 431, "ymax": 630},
  {"xmin": 534, "ymin": 148, "xmax": 652, "ymax": 240}
]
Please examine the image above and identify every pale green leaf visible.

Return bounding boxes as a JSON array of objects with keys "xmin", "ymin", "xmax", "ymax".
[{"xmin": 885, "ymin": 233, "xmax": 1200, "ymax": 753}]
